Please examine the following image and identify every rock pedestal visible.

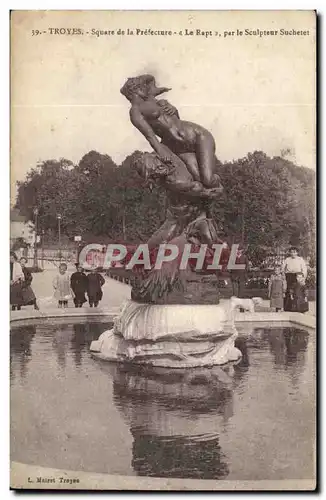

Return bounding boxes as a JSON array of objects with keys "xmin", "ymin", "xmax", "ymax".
[{"xmin": 90, "ymin": 298, "xmax": 243, "ymax": 368}]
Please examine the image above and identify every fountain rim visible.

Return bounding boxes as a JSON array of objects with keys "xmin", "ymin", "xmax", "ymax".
[{"xmin": 10, "ymin": 307, "xmax": 316, "ymax": 330}]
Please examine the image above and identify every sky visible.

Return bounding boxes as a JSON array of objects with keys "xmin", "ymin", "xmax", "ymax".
[{"xmin": 11, "ymin": 10, "xmax": 316, "ymax": 201}]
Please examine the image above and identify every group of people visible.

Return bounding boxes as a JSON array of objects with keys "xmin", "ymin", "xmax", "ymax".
[
  {"xmin": 11, "ymin": 246, "xmax": 310, "ymax": 314},
  {"xmin": 10, "ymin": 251, "xmax": 105, "ymax": 311},
  {"xmin": 268, "ymin": 247, "xmax": 309, "ymax": 313},
  {"xmin": 54, "ymin": 263, "xmax": 105, "ymax": 308}
]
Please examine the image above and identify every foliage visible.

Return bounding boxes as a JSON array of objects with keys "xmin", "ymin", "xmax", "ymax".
[
  {"xmin": 305, "ymin": 267, "xmax": 316, "ymax": 289},
  {"xmin": 15, "ymin": 150, "xmax": 315, "ymax": 262}
]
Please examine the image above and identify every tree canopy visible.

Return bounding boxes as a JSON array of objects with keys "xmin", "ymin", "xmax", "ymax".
[{"xmin": 15, "ymin": 149, "xmax": 315, "ymax": 261}]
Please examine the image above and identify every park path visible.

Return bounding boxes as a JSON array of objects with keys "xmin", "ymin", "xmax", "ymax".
[{"xmin": 31, "ymin": 265, "xmax": 131, "ymax": 311}]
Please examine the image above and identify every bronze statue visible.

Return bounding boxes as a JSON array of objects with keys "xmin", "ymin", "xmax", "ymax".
[
  {"xmin": 120, "ymin": 74, "xmax": 221, "ymax": 189},
  {"xmin": 120, "ymin": 75, "xmax": 224, "ymax": 302}
]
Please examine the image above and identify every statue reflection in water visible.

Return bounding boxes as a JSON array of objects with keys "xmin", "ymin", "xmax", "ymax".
[
  {"xmin": 103, "ymin": 355, "xmax": 246, "ymax": 480},
  {"xmin": 10, "ymin": 325, "xmax": 36, "ymax": 382}
]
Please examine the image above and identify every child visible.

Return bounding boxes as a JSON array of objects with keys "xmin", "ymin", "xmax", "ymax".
[
  {"xmin": 86, "ymin": 269, "xmax": 105, "ymax": 307},
  {"xmin": 268, "ymin": 266, "xmax": 286, "ymax": 312},
  {"xmin": 53, "ymin": 263, "xmax": 71, "ymax": 308},
  {"xmin": 293, "ymin": 272, "xmax": 309, "ymax": 313}
]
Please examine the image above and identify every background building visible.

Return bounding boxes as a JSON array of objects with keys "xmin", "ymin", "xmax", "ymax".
[{"xmin": 10, "ymin": 208, "xmax": 35, "ymax": 251}]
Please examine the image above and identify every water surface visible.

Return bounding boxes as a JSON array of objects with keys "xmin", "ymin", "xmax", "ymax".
[{"xmin": 10, "ymin": 318, "xmax": 315, "ymax": 480}]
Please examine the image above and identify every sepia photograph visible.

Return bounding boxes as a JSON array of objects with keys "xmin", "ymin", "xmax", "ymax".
[{"xmin": 10, "ymin": 10, "xmax": 316, "ymax": 491}]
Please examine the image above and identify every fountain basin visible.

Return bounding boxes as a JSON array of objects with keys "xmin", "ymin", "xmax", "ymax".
[{"xmin": 10, "ymin": 312, "xmax": 315, "ymax": 486}]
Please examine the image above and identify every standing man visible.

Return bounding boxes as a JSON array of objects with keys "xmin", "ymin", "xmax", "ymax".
[
  {"xmin": 70, "ymin": 264, "xmax": 88, "ymax": 308},
  {"xmin": 86, "ymin": 268, "xmax": 105, "ymax": 307}
]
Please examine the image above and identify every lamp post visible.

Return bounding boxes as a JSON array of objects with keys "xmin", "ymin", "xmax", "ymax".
[
  {"xmin": 74, "ymin": 235, "xmax": 82, "ymax": 264},
  {"xmin": 33, "ymin": 207, "xmax": 39, "ymax": 267},
  {"xmin": 57, "ymin": 214, "xmax": 62, "ymax": 261},
  {"xmin": 41, "ymin": 229, "xmax": 45, "ymax": 268},
  {"xmin": 241, "ymin": 198, "xmax": 245, "ymax": 246}
]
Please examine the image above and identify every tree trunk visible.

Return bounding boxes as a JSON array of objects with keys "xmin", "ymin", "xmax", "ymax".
[
  {"xmin": 122, "ymin": 209, "xmax": 126, "ymax": 241},
  {"xmin": 241, "ymin": 199, "xmax": 245, "ymax": 245}
]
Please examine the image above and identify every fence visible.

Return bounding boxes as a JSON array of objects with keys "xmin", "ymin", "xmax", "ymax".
[
  {"xmin": 260, "ymin": 249, "xmax": 287, "ymax": 269},
  {"xmin": 16, "ymin": 248, "xmax": 77, "ymax": 268}
]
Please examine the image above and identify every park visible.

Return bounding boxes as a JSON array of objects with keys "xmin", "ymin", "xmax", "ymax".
[{"xmin": 10, "ymin": 70, "xmax": 316, "ymax": 489}]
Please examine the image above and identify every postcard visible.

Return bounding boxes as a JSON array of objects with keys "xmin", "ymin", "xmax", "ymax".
[{"xmin": 10, "ymin": 10, "xmax": 316, "ymax": 491}]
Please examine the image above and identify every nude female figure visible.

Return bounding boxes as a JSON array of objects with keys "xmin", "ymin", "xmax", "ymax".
[{"xmin": 120, "ymin": 74, "xmax": 221, "ymax": 189}]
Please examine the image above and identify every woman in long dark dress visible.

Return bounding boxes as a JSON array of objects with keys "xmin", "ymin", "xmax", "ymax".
[
  {"xmin": 20, "ymin": 257, "xmax": 39, "ymax": 310},
  {"xmin": 86, "ymin": 269, "xmax": 105, "ymax": 307},
  {"xmin": 293, "ymin": 273, "xmax": 309, "ymax": 313},
  {"xmin": 70, "ymin": 264, "xmax": 88, "ymax": 308},
  {"xmin": 10, "ymin": 251, "xmax": 24, "ymax": 311}
]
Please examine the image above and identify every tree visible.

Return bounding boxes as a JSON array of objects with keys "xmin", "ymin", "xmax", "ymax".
[
  {"xmin": 14, "ymin": 150, "xmax": 315, "ymax": 260},
  {"xmin": 71, "ymin": 151, "xmax": 119, "ymax": 237},
  {"xmin": 214, "ymin": 151, "xmax": 315, "ymax": 256},
  {"xmin": 113, "ymin": 152, "xmax": 167, "ymax": 242},
  {"xmin": 15, "ymin": 158, "xmax": 75, "ymax": 236}
]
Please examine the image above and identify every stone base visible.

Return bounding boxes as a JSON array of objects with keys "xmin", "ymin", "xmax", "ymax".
[
  {"xmin": 91, "ymin": 330, "xmax": 241, "ymax": 368},
  {"xmin": 131, "ymin": 272, "xmax": 221, "ymax": 305},
  {"xmin": 90, "ymin": 299, "xmax": 242, "ymax": 368}
]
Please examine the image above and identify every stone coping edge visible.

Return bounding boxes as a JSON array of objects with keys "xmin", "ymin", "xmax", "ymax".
[
  {"xmin": 10, "ymin": 308, "xmax": 316, "ymax": 330},
  {"xmin": 10, "ymin": 308, "xmax": 119, "ymax": 324},
  {"xmin": 10, "ymin": 461, "xmax": 315, "ymax": 491}
]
